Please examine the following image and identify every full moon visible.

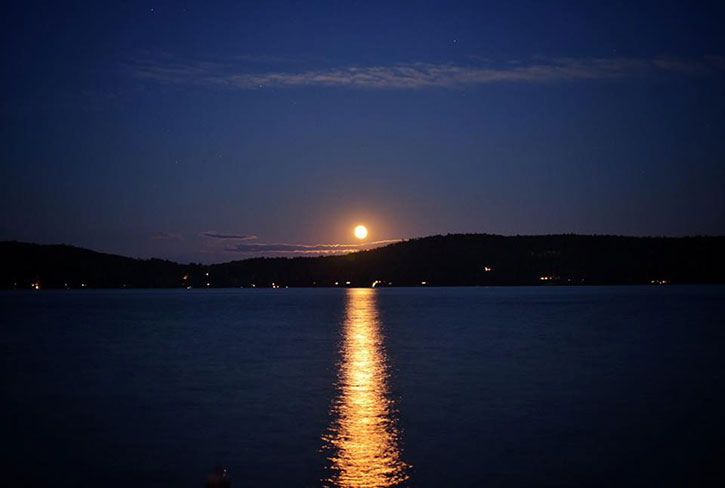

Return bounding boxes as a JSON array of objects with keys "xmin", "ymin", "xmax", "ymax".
[{"xmin": 354, "ymin": 225, "xmax": 368, "ymax": 239}]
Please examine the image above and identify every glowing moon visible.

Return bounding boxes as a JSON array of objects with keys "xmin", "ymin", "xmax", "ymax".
[{"xmin": 354, "ymin": 225, "xmax": 368, "ymax": 239}]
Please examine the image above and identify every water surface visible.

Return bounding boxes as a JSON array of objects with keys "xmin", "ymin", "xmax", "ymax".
[
  {"xmin": 323, "ymin": 288, "xmax": 409, "ymax": 487},
  {"xmin": 2, "ymin": 286, "xmax": 724, "ymax": 486}
]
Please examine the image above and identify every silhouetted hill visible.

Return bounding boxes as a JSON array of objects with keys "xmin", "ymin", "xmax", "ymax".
[
  {"xmin": 0, "ymin": 241, "xmax": 199, "ymax": 289},
  {"xmin": 2, "ymin": 234, "xmax": 724, "ymax": 289}
]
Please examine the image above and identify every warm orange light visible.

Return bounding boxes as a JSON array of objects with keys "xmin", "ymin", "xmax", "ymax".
[
  {"xmin": 354, "ymin": 225, "xmax": 368, "ymax": 239},
  {"xmin": 323, "ymin": 288, "xmax": 409, "ymax": 487}
]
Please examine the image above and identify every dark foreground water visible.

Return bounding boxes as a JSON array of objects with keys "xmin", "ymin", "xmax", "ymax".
[{"xmin": 2, "ymin": 286, "xmax": 724, "ymax": 487}]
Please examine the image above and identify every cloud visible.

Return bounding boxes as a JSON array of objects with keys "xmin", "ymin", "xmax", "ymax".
[
  {"xmin": 130, "ymin": 56, "xmax": 722, "ymax": 90},
  {"xmin": 201, "ymin": 232, "xmax": 257, "ymax": 240},
  {"xmin": 225, "ymin": 239, "xmax": 401, "ymax": 255},
  {"xmin": 151, "ymin": 232, "xmax": 183, "ymax": 241}
]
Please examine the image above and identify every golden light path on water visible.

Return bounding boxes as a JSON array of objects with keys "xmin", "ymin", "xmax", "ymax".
[{"xmin": 323, "ymin": 288, "xmax": 410, "ymax": 488}]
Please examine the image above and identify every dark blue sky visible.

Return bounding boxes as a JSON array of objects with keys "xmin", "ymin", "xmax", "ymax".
[{"xmin": 2, "ymin": 1, "xmax": 724, "ymax": 262}]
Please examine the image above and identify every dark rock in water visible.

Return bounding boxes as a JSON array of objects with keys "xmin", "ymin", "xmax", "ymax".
[{"xmin": 205, "ymin": 466, "xmax": 230, "ymax": 488}]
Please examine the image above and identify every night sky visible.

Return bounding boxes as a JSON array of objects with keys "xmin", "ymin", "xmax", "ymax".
[{"xmin": 2, "ymin": 1, "xmax": 724, "ymax": 263}]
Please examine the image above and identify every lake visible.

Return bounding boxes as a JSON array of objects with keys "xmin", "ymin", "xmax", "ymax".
[{"xmin": 2, "ymin": 286, "xmax": 724, "ymax": 487}]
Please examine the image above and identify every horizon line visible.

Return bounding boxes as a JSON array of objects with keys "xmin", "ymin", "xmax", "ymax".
[{"xmin": 3, "ymin": 232, "xmax": 724, "ymax": 265}]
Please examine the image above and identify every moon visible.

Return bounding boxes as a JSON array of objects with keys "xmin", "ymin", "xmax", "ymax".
[{"xmin": 354, "ymin": 224, "xmax": 368, "ymax": 240}]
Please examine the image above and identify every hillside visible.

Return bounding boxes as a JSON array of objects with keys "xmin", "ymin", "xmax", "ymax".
[
  {"xmin": 2, "ymin": 234, "xmax": 724, "ymax": 289},
  {"xmin": 0, "ymin": 241, "xmax": 197, "ymax": 289}
]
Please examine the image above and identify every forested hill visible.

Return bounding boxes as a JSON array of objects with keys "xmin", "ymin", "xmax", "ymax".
[
  {"xmin": 0, "ymin": 241, "xmax": 195, "ymax": 289},
  {"xmin": 2, "ymin": 234, "xmax": 724, "ymax": 289}
]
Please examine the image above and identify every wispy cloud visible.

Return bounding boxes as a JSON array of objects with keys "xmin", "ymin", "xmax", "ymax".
[
  {"xmin": 201, "ymin": 232, "xmax": 257, "ymax": 240},
  {"xmin": 130, "ymin": 56, "xmax": 722, "ymax": 90},
  {"xmin": 225, "ymin": 239, "xmax": 401, "ymax": 255}
]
